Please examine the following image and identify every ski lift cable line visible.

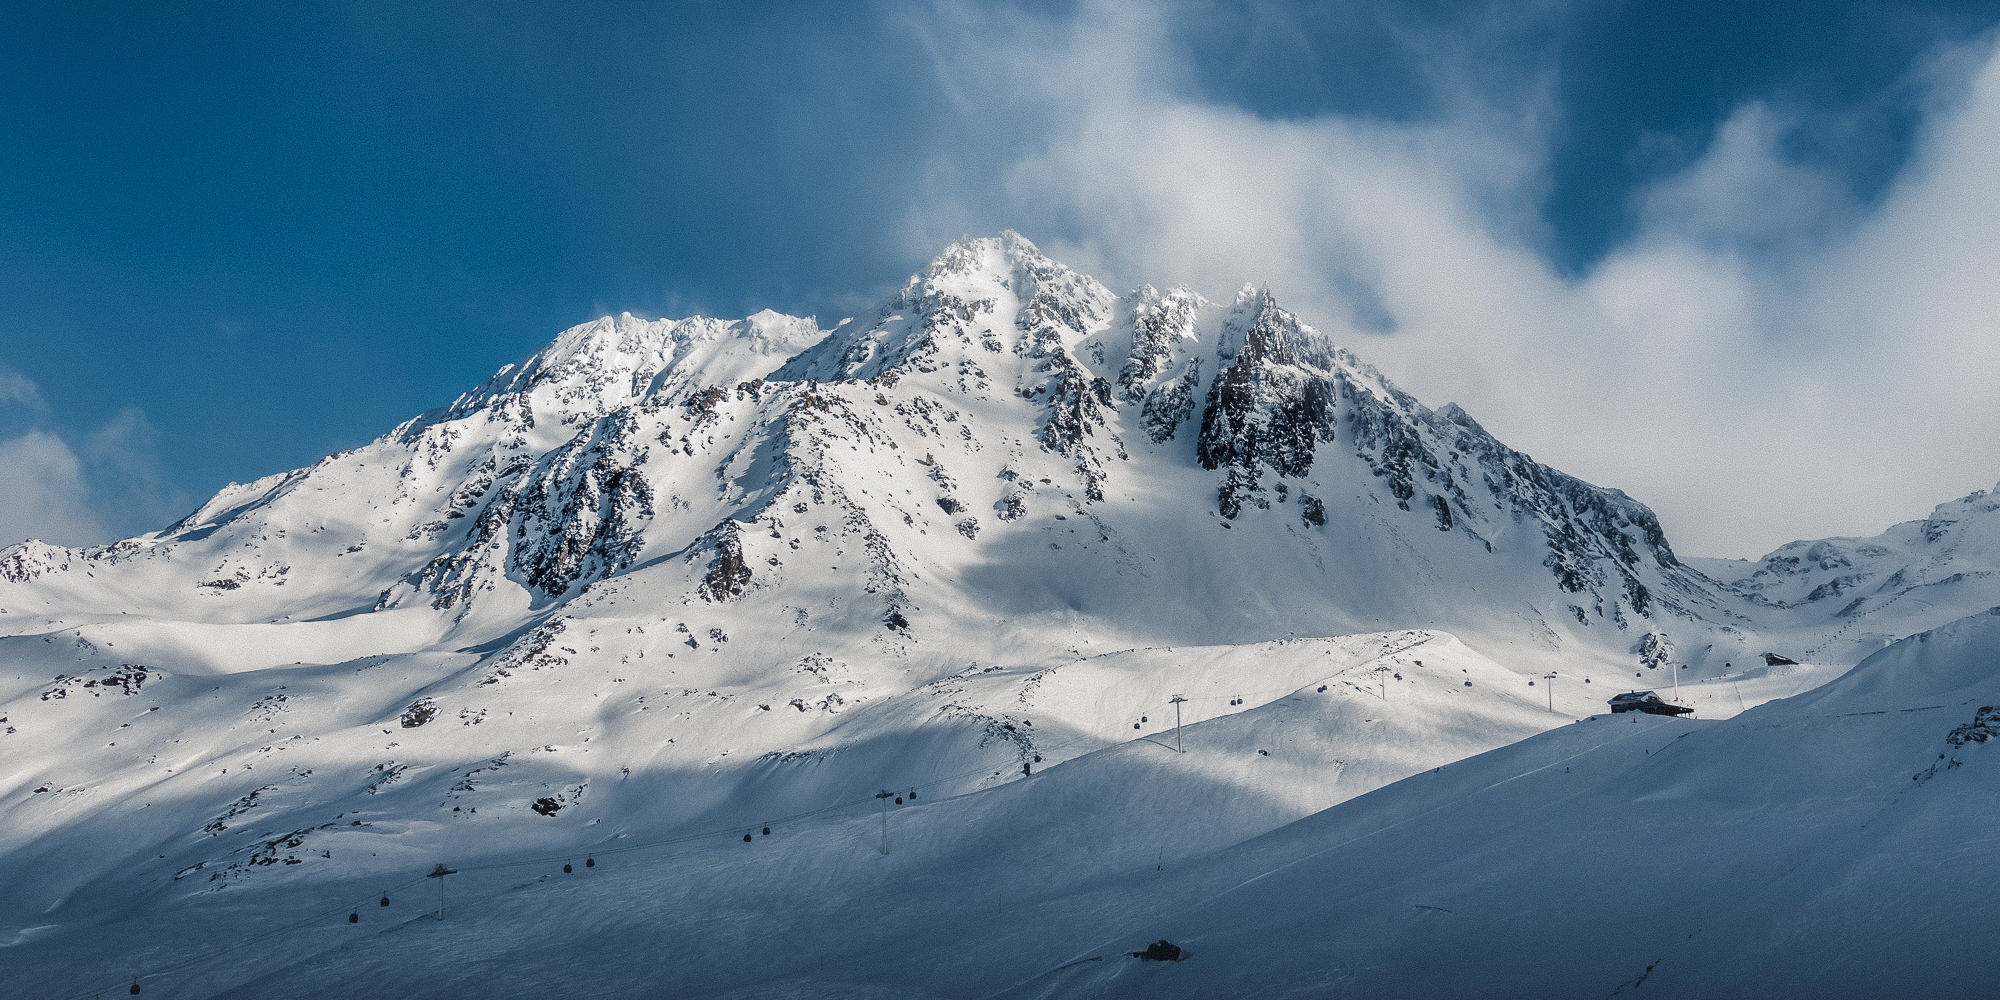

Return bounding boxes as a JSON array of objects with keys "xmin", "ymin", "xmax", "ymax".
[
  {"xmin": 1160, "ymin": 649, "xmax": 1437, "ymax": 710},
  {"xmin": 456, "ymin": 730, "xmax": 1105, "ymax": 875},
  {"xmin": 55, "ymin": 872, "xmax": 435, "ymax": 1000},
  {"xmin": 1132, "ymin": 633, "xmax": 1437, "ymax": 710}
]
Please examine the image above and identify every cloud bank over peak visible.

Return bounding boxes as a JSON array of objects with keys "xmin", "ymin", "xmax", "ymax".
[{"xmin": 898, "ymin": 2, "xmax": 2000, "ymax": 557}]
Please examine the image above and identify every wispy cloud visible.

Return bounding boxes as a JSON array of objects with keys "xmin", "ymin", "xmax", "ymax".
[
  {"xmin": 0, "ymin": 431, "xmax": 106, "ymax": 546},
  {"xmin": 898, "ymin": 2, "xmax": 2000, "ymax": 556},
  {"xmin": 0, "ymin": 362, "xmax": 45, "ymax": 414},
  {"xmin": 0, "ymin": 365, "xmax": 186, "ymax": 547}
]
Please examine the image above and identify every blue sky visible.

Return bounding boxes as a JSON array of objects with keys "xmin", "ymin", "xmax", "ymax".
[{"xmin": 3, "ymin": 1, "xmax": 1999, "ymax": 556}]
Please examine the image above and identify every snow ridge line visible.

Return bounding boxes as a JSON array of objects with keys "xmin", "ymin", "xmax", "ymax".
[{"xmin": 979, "ymin": 718, "xmax": 1674, "ymax": 999}]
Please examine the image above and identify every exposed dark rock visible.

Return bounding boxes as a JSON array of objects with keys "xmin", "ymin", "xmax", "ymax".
[
  {"xmin": 1194, "ymin": 292, "xmax": 1340, "ymax": 482},
  {"xmin": 1637, "ymin": 632, "xmax": 1673, "ymax": 671},
  {"xmin": 1947, "ymin": 706, "xmax": 2000, "ymax": 748},
  {"xmin": 511, "ymin": 415, "xmax": 655, "ymax": 598},
  {"xmin": 1299, "ymin": 493, "xmax": 1326, "ymax": 528},
  {"xmin": 699, "ymin": 522, "xmax": 753, "ymax": 602},
  {"xmin": 399, "ymin": 698, "xmax": 439, "ymax": 728}
]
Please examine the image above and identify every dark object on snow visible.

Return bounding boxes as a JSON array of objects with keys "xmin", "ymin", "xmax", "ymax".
[
  {"xmin": 564, "ymin": 864, "xmax": 572, "ymax": 873},
  {"xmin": 895, "ymin": 796, "xmax": 903, "ymax": 804},
  {"xmin": 1132, "ymin": 940, "xmax": 1184, "ymax": 962},
  {"xmin": 1317, "ymin": 685, "xmax": 1327, "ymax": 692},
  {"xmin": 399, "ymin": 698, "xmax": 439, "ymax": 728},
  {"xmin": 131, "ymin": 982, "xmax": 141, "ymax": 995},
  {"xmin": 1023, "ymin": 762, "xmax": 1032, "ymax": 775},
  {"xmin": 349, "ymin": 912, "xmax": 359, "ymax": 923},
  {"xmin": 744, "ymin": 833, "xmax": 753, "ymax": 842},
  {"xmin": 531, "ymin": 797, "xmax": 562, "ymax": 816},
  {"xmin": 1609, "ymin": 691, "xmax": 1693, "ymax": 717},
  {"xmin": 1764, "ymin": 652, "xmax": 1797, "ymax": 666},
  {"xmin": 586, "ymin": 857, "xmax": 595, "ymax": 867},
  {"xmin": 763, "ymin": 827, "xmax": 771, "ymax": 836}
]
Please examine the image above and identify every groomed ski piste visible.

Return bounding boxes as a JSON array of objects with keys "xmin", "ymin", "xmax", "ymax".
[{"xmin": 7, "ymin": 235, "xmax": 2000, "ymax": 998}]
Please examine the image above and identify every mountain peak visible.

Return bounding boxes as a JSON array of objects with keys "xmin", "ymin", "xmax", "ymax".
[
  {"xmin": 928, "ymin": 229, "xmax": 1044, "ymax": 270},
  {"xmin": 776, "ymin": 233, "xmax": 1114, "ymax": 382},
  {"xmin": 1216, "ymin": 283, "xmax": 1340, "ymax": 371},
  {"xmin": 446, "ymin": 310, "xmax": 824, "ymax": 422}
]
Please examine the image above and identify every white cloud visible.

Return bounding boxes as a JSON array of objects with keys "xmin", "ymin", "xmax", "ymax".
[
  {"xmin": 85, "ymin": 405, "xmax": 189, "ymax": 535},
  {"xmin": 0, "ymin": 363, "xmax": 43, "ymax": 412},
  {"xmin": 0, "ymin": 367, "xmax": 185, "ymax": 548},
  {"xmin": 0, "ymin": 431, "xmax": 108, "ymax": 547},
  {"xmin": 901, "ymin": 3, "xmax": 2000, "ymax": 556}
]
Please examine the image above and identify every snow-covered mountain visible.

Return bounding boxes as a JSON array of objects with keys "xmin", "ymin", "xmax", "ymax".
[
  {"xmin": 1690, "ymin": 483, "xmax": 2000, "ymax": 661},
  {"xmin": 3, "ymin": 233, "xmax": 1994, "ymax": 997}
]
